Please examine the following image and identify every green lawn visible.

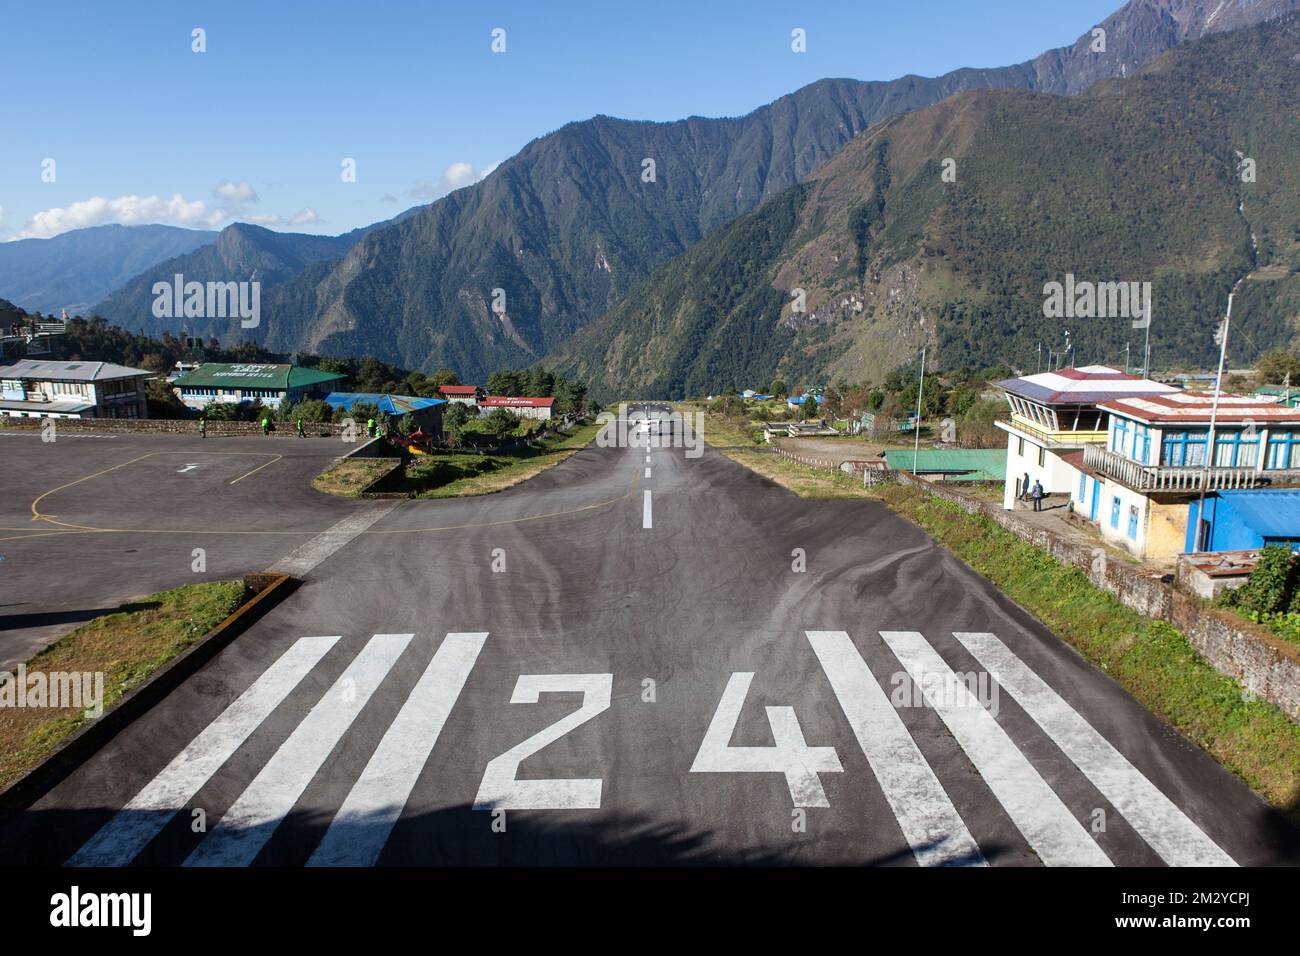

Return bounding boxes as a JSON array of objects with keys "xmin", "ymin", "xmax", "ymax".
[
  {"xmin": 0, "ymin": 580, "xmax": 248, "ymax": 791},
  {"xmin": 403, "ymin": 421, "xmax": 599, "ymax": 497}
]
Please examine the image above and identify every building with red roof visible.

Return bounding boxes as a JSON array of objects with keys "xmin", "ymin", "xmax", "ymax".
[{"xmin": 479, "ymin": 395, "xmax": 554, "ymax": 420}]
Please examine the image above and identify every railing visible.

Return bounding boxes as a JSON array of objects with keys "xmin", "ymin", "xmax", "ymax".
[
  {"xmin": 1000, "ymin": 417, "xmax": 1107, "ymax": 448},
  {"xmin": 1080, "ymin": 443, "xmax": 1300, "ymax": 492}
]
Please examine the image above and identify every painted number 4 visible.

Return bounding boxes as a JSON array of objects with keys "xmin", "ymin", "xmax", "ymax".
[{"xmin": 690, "ymin": 672, "xmax": 841, "ymax": 807}]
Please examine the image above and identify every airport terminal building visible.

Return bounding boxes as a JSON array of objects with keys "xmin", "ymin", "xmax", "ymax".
[{"xmin": 0, "ymin": 359, "xmax": 151, "ymax": 419}]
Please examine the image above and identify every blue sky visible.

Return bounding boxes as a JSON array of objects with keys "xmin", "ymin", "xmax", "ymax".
[{"xmin": 0, "ymin": 0, "xmax": 1121, "ymax": 240}]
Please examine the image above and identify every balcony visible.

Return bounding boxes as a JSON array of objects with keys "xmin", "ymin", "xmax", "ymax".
[
  {"xmin": 997, "ymin": 416, "xmax": 1108, "ymax": 449},
  {"xmin": 1081, "ymin": 444, "xmax": 1300, "ymax": 492}
]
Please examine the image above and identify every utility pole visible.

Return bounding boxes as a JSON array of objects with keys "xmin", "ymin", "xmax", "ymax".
[
  {"xmin": 1036, "ymin": 342, "xmax": 1042, "ymax": 374},
  {"xmin": 1142, "ymin": 300, "xmax": 1152, "ymax": 379},
  {"xmin": 1194, "ymin": 284, "xmax": 1242, "ymax": 551},
  {"xmin": 913, "ymin": 346, "xmax": 926, "ymax": 473},
  {"xmin": 1124, "ymin": 342, "xmax": 1130, "ymax": 374}
]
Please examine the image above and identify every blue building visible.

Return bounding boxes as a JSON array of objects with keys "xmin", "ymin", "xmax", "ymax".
[{"xmin": 1187, "ymin": 490, "xmax": 1300, "ymax": 553}]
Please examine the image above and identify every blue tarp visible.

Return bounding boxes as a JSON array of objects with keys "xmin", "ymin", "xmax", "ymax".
[{"xmin": 324, "ymin": 392, "xmax": 447, "ymax": 416}]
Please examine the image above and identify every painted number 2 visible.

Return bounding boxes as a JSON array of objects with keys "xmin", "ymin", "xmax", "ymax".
[
  {"xmin": 474, "ymin": 674, "xmax": 613, "ymax": 810},
  {"xmin": 691, "ymin": 672, "xmax": 842, "ymax": 807}
]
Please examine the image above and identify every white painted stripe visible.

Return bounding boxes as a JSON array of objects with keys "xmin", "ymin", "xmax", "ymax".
[
  {"xmin": 266, "ymin": 501, "xmax": 397, "ymax": 578},
  {"xmin": 952, "ymin": 631, "xmax": 1236, "ymax": 867},
  {"xmin": 806, "ymin": 631, "xmax": 984, "ymax": 866},
  {"xmin": 67, "ymin": 636, "xmax": 339, "ymax": 867},
  {"xmin": 644, "ymin": 467, "xmax": 651, "ymax": 478},
  {"xmin": 642, "ymin": 489, "xmax": 652, "ymax": 528},
  {"xmin": 879, "ymin": 630, "xmax": 1112, "ymax": 867},
  {"xmin": 184, "ymin": 633, "xmax": 412, "ymax": 867},
  {"xmin": 307, "ymin": 632, "xmax": 487, "ymax": 866}
]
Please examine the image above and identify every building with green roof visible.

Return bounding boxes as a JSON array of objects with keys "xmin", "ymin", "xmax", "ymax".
[{"xmin": 172, "ymin": 363, "xmax": 346, "ymax": 412}]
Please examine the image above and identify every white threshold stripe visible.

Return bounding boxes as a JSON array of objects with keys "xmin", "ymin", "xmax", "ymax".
[
  {"xmin": 307, "ymin": 632, "xmax": 488, "ymax": 867},
  {"xmin": 66, "ymin": 636, "xmax": 339, "ymax": 867},
  {"xmin": 642, "ymin": 489, "xmax": 653, "ymax": 528},
  {"xmin": 184, "ymin": 633, "xmax": 412, "ymax": 867},
  {"xmin": 879, "ymin": 630, "xmax": 1112, "ymax": 867},
  {"xmin": 645, "ymin": 467, "xmax": 651, "ymax": 478},
  {"xmin": 806, "ymin": 631, "xmax": 985, "ymax": 866},
  {"xmin": 952, "ymin": 631, "xmax": 1236, "ymax": 867}
]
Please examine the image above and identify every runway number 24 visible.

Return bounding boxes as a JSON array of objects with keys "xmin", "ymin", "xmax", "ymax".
[{"xmin": 469, "ymin": 664, "xmax": 840, "ymax": 812}]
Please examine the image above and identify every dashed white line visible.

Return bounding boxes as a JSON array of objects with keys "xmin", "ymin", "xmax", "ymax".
[
  {"xmin": 642, "ymin": 489, "xmax": 653, "ymax": 528},
  {"xmin": 645, "ymin": 467, "xmax": 651, "ymax": 478}
]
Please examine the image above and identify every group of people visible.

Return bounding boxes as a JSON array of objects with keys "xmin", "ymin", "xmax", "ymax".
[
  {"xmin": 1021, "ymin": 472, "xmax": 1046, "ymax": 511},
  {"xmin": 197, "ymin": 415, "xmax": 307, "ymax": 438}
]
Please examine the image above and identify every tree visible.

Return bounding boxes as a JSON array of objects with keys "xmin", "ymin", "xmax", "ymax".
[
  {"xmin": 1255, "ymin": 350, "xmax": 1300, "ymax": 386},
  {"xmin": 801, "ymin": 398, "xmax": 821, "ymax": 421},
  {"xmin": 145, "ymin": 378, "xmax": 189, "ymax": 419},
  {"xmin": 484, "ymin": 407, "xmax": 518, "ymax": 440},
  {"xmin": 442, "ymin": 402, "xmax": 472, "ymax": 444},
  {"xmin": 430, "ymin": 368, "xmax": 460, "ymax": 387},
  {"xmin": 769, "ymin": 379, "xmax": 787, "ymax": 398}
]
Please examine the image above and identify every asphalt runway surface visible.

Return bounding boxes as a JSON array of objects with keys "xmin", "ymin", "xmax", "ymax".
[
  {"xmin": 1, "ymin": 412, "xmax": 1297, "ymax": 866},
  {"xmin": 0, "ymin": 430, "xmax": 358, "ymax": 670}
]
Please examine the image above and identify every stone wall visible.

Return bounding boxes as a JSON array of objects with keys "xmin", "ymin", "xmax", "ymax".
[
  {"xmin": 0, "ymin": 416, "xmax": 350, "ymax": 438},
  {"xmin": 894, "ymin": 470, "xmax": 1300, "ymax": 721}
]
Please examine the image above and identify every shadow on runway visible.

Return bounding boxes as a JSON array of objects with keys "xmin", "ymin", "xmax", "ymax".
[
  {"xmin": 0, "ymin": 601, "xmax": 161, "ymax": 633},
  {"xmin": 0, "ymin": 802, "xmax": 1020, "ymax": 868}
]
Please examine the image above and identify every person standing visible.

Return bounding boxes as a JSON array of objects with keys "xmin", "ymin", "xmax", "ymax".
[
  {"xmin": 199, "ymin": 415, "xmax": 207, "ymax": 438},
  {"xmin": 1031, "ymin": 479, "xmax": 1045, "ymax": 512},
  {"xmin": 296, "ymin": 418, "xmax": 305, "ymax": 438},
  {"xmin": 260, "ymin": 415, "xmax": 270, "ymax": 436},
  {"xmin": 1021, "ymin": 472, "xmax": 1030, "ymax": 502}
]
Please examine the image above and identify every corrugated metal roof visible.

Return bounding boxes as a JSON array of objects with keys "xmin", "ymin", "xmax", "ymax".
[
  {"xmin": 173, "ymin": 363, "xmax": 345, "ymax": 390},
  {"xmin": 884, "ymin": 448, "xmax": 1007, "ymax": 480},
  {"xmin": 1100, "ymin": 391, "xmax": 1300, "ymax": 424},
  {"xmin": 0, "ymin": 359, "xmax": 149, "ymax": 381},
  {"xmin": 1217, "ymin": 490, "xmax": 1300, "ymax": 538},
  {"xmin": 995, "ymin": 365, "xmax": 1177, "ymax": 405}
]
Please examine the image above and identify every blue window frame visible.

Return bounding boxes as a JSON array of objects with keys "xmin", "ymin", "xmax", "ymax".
[
  {"xmin": 1127, "ymin": 505, "xmax": 1139, "ymax": 539},
  {"xmin": 1110, "ymin": 496, "xmax": 1121, "ymax": 529},
  {"xmin": 1211, "ymin": 429, "xmax": 1258, "ymax": 467},
  {"xmin": 1161, "ymin": 430, "xmax": 1208, "ymax": 467},
  {"xmin": 1267, "ymin": 430, "xmax": 1300, "ymax": 470},
  {"xmin": 1133, "ymin": 423, "xmax": 1151, "ymax": 464},
  {"xmin": 1078, "ymin": 471, "xmax": 1087, "ymax": 502},
  {"xmin": 1112, "ymin": 417, "xmax": 1130, "ymax": 456}
]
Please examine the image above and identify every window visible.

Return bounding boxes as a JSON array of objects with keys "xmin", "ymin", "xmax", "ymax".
[
  {"xmin": 1161, "ymin": 430, "xmax": 1208, "ymax": 467},
  {"xmin": 1133, "ymin": 423, "xmax": 1151, "ymax": 464},
  {"xmin": 1017, "ymin": 436, "xmax": 1024, "ymax": 457},
  {"xmin": 1127, "ymin": 505, "xmax": 1139, "ymax": 540},
  {"xmin": 1078, "ymin": 471, "xmax": 1086, "ymax": 502},
  {"xmin": 1110, "ymin": 496, "xmax": 1122, "ymax": 529},
  {"xmin": 1112, "ymin": 417, "xmax": 1130, "ymax": 456},
  {"xmin": 1037, "ymin": 446, "xmax": 1045, "ymax": 468},
  {"xmin": 1268, "ymin": 431, "xmax": 1300, "ymax": 470},
  {"xmin": 1213, "ymin": 429, "xmax": 1259, "ymax": 467}
]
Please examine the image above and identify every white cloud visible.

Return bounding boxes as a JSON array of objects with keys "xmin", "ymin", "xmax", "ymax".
[
  {"xmin": 408, "ymin": 160, "xmax": 500, "ymax": 201},
  {"xmin": 16, "ymin": 193, "xmax": 229, "ymax": 239},
  {"xmin": 11, "ymin": 179, "xmax": 327, "ymax": 239},
  {"xmin": 213, "ymin": 179, "xmax": 259, "ymax": 205}
]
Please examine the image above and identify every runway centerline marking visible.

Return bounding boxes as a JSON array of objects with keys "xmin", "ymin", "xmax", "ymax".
[{"xmin": 642, "ymin": 489, "xmax": 653, "ymax": 528}]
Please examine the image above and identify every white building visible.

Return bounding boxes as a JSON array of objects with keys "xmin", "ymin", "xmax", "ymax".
[
  {"xmin": 0, "ymin": 359, "xmax": 151, "ymax": 419},
  {"xmin": 994, "ymin": 366, "xmax": 1177, "ymax": 511}
]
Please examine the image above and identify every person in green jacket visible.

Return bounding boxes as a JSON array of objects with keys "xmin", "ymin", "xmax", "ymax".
[
  {"xmin": 367, "ymin": 417, "xmax": 376, "ymax": 438},
  {"xmin": 296, "ymin": 418, "xmax": 305, "ymax": 438},
  {"xmin": 199, "ymin": 415, "xmax": 207, "ymax": 438},
  {"xmin": 261, "ymin": 416, "xmax": 270, "ymax": 436}
]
